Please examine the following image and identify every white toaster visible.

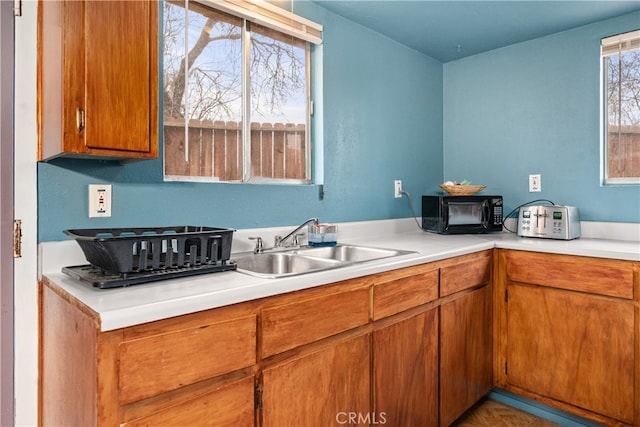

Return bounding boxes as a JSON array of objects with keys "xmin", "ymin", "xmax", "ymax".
[{"xmin": 517, "ymin": 205, "xmax": 581, "ymax": 240}]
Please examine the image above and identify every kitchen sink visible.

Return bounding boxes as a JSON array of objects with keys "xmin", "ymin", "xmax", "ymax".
[
  {"xmin": 234, "ymin": 252, "xmax": 342, "ymax": 278},
  {"xmin": 292, "ymin": 244, "xmax": 412, "ymax": 263},
  {"xmin": 234, "ymin": 244, "xmax": 415, "ymax": 278}
]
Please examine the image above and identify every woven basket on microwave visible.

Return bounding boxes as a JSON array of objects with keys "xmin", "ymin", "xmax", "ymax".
[{"xmin": 439, "ymin": 184, "xmax": 486, "ymax": 196}]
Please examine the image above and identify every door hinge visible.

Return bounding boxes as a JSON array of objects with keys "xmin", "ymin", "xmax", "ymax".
[
  {"xmin": 13, "ymin": 219, "xmax": 22, "ymax": 258},
  {"xmin": 504, "ymin": 289, "xmax": 508, "ymax": 302},
  {"xmin": 254, "ymin": 382, "xmax": 262, "ymax": 409},
  {"xmin": 505, "ymin": 361, "xmax": 508, "ymax": 376},
  {"xmin": 76, "ymin": 107, "xmax": 86, "ymax": 132},
  {"xmin": 13, "ymin": 0, "xmax": 22, "ymax": 17}
]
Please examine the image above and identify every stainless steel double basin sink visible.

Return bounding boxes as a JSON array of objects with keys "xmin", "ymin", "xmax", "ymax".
[{"xmin": 234, "ymin": 244, "xmax": 415, "ymax": 278}]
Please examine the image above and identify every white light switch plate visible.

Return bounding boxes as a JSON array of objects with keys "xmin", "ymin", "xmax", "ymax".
[{"xmin": 529, "ymin": 174, "xmax": 541, "ymax": 192}]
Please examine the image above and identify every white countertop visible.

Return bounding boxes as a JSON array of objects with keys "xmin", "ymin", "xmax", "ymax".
[{"xmin": 40, "ymin": 219, "xmax": 640, "ymax": 332}]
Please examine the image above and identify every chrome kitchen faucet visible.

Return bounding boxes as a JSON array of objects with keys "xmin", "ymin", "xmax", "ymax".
[{"xmin": 274, "ymin": 217, "xmax": 319, "ymax": 248}]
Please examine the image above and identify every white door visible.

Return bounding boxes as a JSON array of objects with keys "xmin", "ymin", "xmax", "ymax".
[
  {"xmin": 0, "ymin": 1, "xmax": 15, "ymax": 424},
  {"xmin": 9, "ymin": 1, "xmax": 38, "ymax": 425}
]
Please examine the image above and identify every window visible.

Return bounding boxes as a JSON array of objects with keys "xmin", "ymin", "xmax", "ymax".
[
  {"xmin": 162, "ymin": 0, "xmax": 322, "ymax": 183},
  {"xmin": 602, "ymin": 29, "xmax": 640, "ymax": 184}
]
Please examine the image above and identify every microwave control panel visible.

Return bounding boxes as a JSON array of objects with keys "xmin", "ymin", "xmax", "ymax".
[{"xmin": 492, "ymin": 201, "xmax": 503, "ymax": 225}]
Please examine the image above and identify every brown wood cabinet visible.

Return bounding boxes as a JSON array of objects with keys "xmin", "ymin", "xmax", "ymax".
[
  {"xmin": 261, "ymin": 334, "xmax": 371, "ymax": 427},
  {"xmin": 256, "ymin": 277, "xmax": 371, "ymax": 426},
  {"xmin": 40, "ymin": 283, "xmax": 257, "ymax": 426},
  {"xmin": 495, "ymin": 250, "xmax": 639, "ymax": 426},
  {"xmin": 439, "ymin": 252, "xmax": 493, "ymax": 426},
  {"xmin": 40, "ymin": 251, "xmax": 497, "ymax": 427},
  {"xmin": 371, "ymin": 264, "xmax": 440, "ymax": 426},
  {"xmin": 38, "ymin": 0, "xmax": 158, "ymax": 160},
  {"xmin": 259, "ymin": 284, "xmax": 370, "ymax": 358},
  {"xmin": 373, "ymin": 310, "xmax": 439, "ymax": 426},
  {"xmin": 122, "ymin": 377, "xmax": 255, "ymax": 427}
]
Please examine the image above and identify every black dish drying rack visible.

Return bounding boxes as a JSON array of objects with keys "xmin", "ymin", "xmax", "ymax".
[{"xmin": 63, "ymin": 226, "xmax": 237, "ymax": 288}]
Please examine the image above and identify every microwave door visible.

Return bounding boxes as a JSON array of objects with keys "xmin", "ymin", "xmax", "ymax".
[{"xmin": 447, "ymin": 202, "xmax": 483, "ymax": 228}]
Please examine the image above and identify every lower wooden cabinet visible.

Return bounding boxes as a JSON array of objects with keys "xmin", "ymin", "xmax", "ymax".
[
  {"xmin": 40, "ymin": 283, "xmax": 258, "ymax": 427},
  {"xmin": 123, "ymin": 376, "xmax": 255, "ymax": 427},
  {"xmin": 506, "ymin": 283, "xmax": 634, "ymax": 423},
  {"xmin": 259, "ymin": 285, "xmax": 370, "ymax": 358},
  {"xmin": 495, "ymin": 249, "xmax": 639, "ymax": 426},
  {"xmin": 40, "ymin": 251, "xmax": 496, "ymax": 427},
  {"xmin": 440, "ymin": 285, "xmax": 493, "ymax": 426},
  {"xmin": 41, "ymin": 248, "xmax": 640, "ymax": 426},
  {"xmin": 370, "ymin": 251, "xmax": 492, "ymax": 427},
  {"xmin": 373, "ymin": 309, "xmax": 439, "ymax": 426},
  {"xmin": 260, "ymin": 334, "xmax": 371, "ymax": 427},
  {"xmin": 119, "ymin": 314, "xmax": 257, "ymax": 404}
]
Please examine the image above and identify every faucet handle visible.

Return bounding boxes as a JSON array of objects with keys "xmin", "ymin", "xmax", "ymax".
[{"xmin": 249, "ymin": 236, "xmax": 264, "ymax": 253}]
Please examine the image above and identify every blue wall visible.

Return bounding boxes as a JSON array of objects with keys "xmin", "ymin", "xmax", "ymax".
[
  {"xmin": 37, "ymin": 2, "xmax": 444, "ymax": 242},
  {"xmin": 37, "ymin": 6, "xmax": 640, "ymax": 241},
  {"xmin": 443, "ymin": 12, "xmax": 640, "ymax": 223}
]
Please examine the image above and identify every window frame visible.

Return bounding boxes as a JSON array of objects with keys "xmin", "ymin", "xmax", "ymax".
[
  {"xmin": 162, "ymin": 0, "xmax": 321, "ymax": 185},
  {"xmin": 601, "ymin": 29, "xmax": 640, "ymax": 185}
]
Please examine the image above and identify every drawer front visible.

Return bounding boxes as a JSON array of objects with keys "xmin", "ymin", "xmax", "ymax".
[
  {"xmin": 504, "ymin": 250, "xmax": 634, "ymax": 299},
  {"xmin": 119, "ymin": 315, "xmax": 256, "ymax": 404},
  {"xmin": 122, "ymin": 376, "xmax": 255, "ymax": 427},
  {"xmin": 261, "ymin": 288, "xmax": 369, "ymax": 358},
  {"xmin": 440, "ymin": 253, "xmax": 491, "ymax": 297},
  {"xmin": 371, "ymin": 269, "xmax": 439, "ymax": 320}
]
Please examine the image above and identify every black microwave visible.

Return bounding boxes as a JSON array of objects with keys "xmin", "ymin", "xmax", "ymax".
[{"xmin": 422, "ymin": 195, "xmax": 503, "ymax": 234}]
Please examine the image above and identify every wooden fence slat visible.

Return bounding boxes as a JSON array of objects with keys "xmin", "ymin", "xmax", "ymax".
[{"xmin": 273, "ymin": 123, "xmax": 285, "ymax": 179}]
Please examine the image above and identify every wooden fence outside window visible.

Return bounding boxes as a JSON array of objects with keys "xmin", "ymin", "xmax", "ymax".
[
  {"xmin": 607, "ymin": 126, "xmax": 640, "ymax": 179},
  {"xmin": 164, "ymin": 118, "xmax": 307, "ymax": 181}
]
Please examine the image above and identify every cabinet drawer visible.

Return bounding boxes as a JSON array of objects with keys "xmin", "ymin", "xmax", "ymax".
[
  {"xmin": 504, "ymin": 251, "xmax": 634, "ymax": 299},
  {"xmin": 119, "ymin": 315, "xmax": 256, "ymax": 404},
  {"xmin": 123, "ymin": 376, "xmax": 255, "ymax": 427},
  {"xmin": 261, "ymin": 287, "xmax": 369, "ymax": 358},
  {"xmin": 440, "ymin": 253, "xmax": 491, "ymax": 297},
  {"xmin": 371, "ymin": 268, "xmax": 439, "ymax": 320}
]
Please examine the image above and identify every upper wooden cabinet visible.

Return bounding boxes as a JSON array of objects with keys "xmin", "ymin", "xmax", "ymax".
[{"xmin": 38, "ymin": 0, "xmax": 158, "ymax": 160}]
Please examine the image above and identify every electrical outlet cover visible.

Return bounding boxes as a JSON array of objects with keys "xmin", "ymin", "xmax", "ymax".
[
  {"xmin": 89, "ymin": 184, "xmax": 112, "ymax": 217},
  {"xmin": 394, "ymin": 180, "xmax": 403, "ymax": 198}
]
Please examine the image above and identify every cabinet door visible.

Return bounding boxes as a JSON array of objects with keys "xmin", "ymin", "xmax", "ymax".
[
  {"xmin": 440, "ymin": 285, "xmax": 493, "ymax": 427},
  {"xmin": 261, "ymin": 334, "xmax": 370, "ymax": 427},
  {"xmin": 84, "ymin": 0, "xmax": 156, "ymax": 154},
  {"xmin": 373, "ymin": 309, "xmax": 438, "ymax": 426},
  {"xmin": 39, "ymin": 0, "xmax": 158, "ymax": 159},
  {"xmin": 506, "ymin": 283, "xmax": 634, "ymax": 424},
  {"xmin": 123, "ymin": 376, "xmax": 255, "ymax": 427}
]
